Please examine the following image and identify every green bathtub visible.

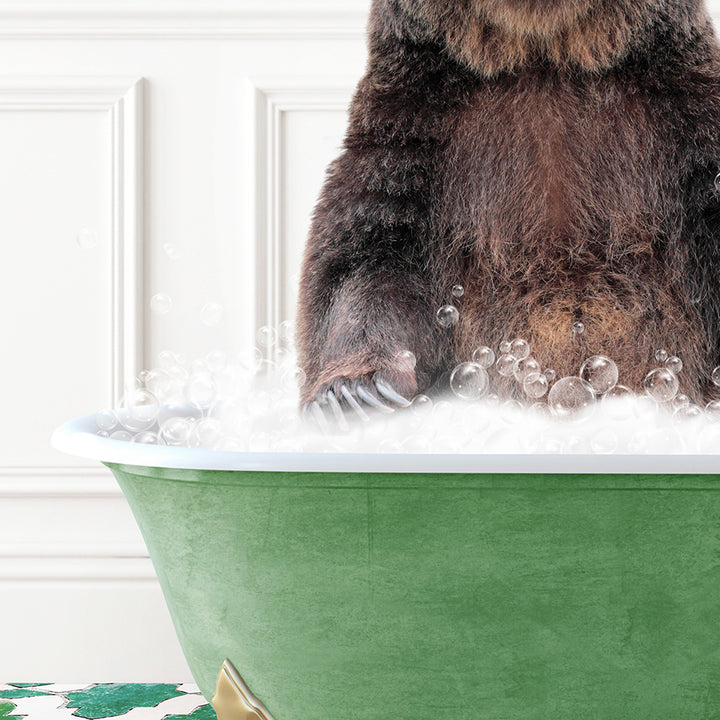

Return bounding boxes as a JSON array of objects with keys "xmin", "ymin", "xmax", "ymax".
[{"xmin": 53, "ymin": 413, "xmax": 720, "ymax": 719}]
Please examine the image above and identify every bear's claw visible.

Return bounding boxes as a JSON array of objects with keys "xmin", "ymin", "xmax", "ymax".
[{"xmin": 303, "ymin": 372, "xmax": 413, "ymax": 433}]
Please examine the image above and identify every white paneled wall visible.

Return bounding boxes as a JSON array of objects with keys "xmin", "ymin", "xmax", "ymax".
[
  {"xmin": 0, "ymin": 0, "xmax": 369, "ymax": 681},
  {"xmin": 2, "ymin": 0, "xmax": 720, "ymax": 682}
]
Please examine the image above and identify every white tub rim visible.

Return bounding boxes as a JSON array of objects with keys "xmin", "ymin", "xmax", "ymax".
[{"xmin": 51, "ymin": 411, "xmax": 720, "ymax": 474}]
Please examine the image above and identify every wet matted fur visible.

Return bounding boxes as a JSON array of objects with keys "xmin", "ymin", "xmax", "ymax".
[{"xmin": 297, "ymin": 0, "xmax": 720, "ymax": 405}]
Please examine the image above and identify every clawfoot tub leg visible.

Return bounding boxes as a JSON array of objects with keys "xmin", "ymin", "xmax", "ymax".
[{"xmin": 212, "ymin": 659, "xmax": 276, "ymax": 720}]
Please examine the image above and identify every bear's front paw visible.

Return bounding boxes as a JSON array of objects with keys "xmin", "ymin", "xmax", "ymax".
[{"xmin": 303, "ymin": 368, "xmax": 417, "ymax": 432}]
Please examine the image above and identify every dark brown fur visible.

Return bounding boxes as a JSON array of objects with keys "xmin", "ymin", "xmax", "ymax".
[{"xmin": 297, "ymin": 0, "xmax": 720, "ymax": 406}]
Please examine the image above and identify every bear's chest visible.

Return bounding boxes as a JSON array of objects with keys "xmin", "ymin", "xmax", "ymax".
[{"xmin": 439, "ymin": 73, "xmax": 681, "ymax": 262}]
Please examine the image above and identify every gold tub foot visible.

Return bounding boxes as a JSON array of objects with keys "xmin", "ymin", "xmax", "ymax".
[{"xmin": 212, "ymin": 659, "xmax": 276, "ymax": 720}]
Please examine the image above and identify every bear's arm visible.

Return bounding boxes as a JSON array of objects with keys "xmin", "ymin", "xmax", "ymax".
[{"xmin": 296, "ymin": 31, "xmax": 473, "ymax": 411}]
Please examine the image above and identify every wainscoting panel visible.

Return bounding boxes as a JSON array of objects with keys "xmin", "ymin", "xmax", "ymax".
[{"xmin": 0, "ymin": 0, "xmax": 369, "ymax": 682}]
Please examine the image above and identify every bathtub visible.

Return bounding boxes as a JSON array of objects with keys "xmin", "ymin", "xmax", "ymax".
[{"xmin": 52, "ymin": 411, "xmax": 720, "ymax": 719}]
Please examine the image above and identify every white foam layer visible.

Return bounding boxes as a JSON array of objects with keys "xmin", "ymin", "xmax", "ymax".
[{"xmin": 51, "ymin": 401, "xmax": 720, "ymax": 474}]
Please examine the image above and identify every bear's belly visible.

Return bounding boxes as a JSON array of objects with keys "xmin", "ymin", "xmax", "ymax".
[{"xmin": 435, "ymin": 74, "xmax": 706, "ymax": 396}]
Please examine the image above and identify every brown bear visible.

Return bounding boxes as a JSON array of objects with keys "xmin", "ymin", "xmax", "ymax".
[{"xmin": 296, "ymin": 0, "xmax": 720, "ymax": 418}]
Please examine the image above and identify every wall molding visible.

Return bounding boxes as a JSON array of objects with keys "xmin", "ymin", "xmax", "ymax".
[
  {"xmin": 0, "ymin": 1, "xmax": 370, "ymax": 38},
  {"xmin": 0, "ymin": 555, "xmax": 156, "ymax": 582},
  {"xmin": 244, "ymin": 77, "xmax": 354, "ymax": 359},
  {"xmin": 0, "ymin": 76, "xmax": 144, "ymax": 407},
  {"xmin": 0, "ymin": 467, "xmax": 122, "ymax": 497}
]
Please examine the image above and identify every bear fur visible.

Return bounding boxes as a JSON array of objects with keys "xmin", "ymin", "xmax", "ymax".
[{"xmin": 297, "ymin": 0, "xmax": 720, "ymax": 409}]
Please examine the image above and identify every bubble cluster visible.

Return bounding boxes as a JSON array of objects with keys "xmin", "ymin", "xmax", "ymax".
[{"xmin": 94, "ymin": 316, "xmax": 720, "ymax": 455}]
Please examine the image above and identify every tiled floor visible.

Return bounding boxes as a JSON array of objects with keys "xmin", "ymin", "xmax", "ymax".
[{"xmin": 0, "ymin": 684, "xmax": 215, "ymax": 719}]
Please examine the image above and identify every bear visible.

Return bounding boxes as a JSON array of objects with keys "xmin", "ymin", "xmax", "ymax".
[{"xmin": 296, "ymin": 0, "xmax": 720, "ymax": 419}]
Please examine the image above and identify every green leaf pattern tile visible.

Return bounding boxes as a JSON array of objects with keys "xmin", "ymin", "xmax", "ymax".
[
  {"xmin": 163, "ymin": 705, "xmax": 218, "ymax": 720},
  {"xmin": 0, "ymin": 689, "xmax": 52, "ymax": 699},
  {"xmin": 65, "ymin": 684, "xmax": 184, "ymax": 718},
  {"xmin": 0, "ymin": 699, "xmax": 22, "ymax": 718},
  {"xmin": 0, "ymin": 684, "xmax": 215, "ymax": 719}
]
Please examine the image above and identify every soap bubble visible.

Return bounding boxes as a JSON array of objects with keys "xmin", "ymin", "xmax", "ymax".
[
  {"xmin": 411, "ymin": 394, "xmax": 434, "ymax": 415},
  {"xmin": 544, "ymin": 369, "xmax": 556, "ymax": 382},
  {"xmin": 450, "ymin": 362, "xmax": 489, "ymax": 401},
  {"xmin": 76, "ymin": 228, "xmax": 97, "ymax": 250},
  {"xmin": 496, "ymin": 354, "xmax": 519, "ymax": 377},
  {"xmin": 394, "ymin": 350, "xmax": 417, "ymax": 372},
  {"xmin": 601, "ymin": 385, "xmax": 634, "ymax": 420},
  {"xmin": 436, "ymin": 305, "xmax": 459, "ymax": 328},
  {"xmin": 548, "ymin": 377, "xmax": 595, "ymax": 419},
  {"xmin": 279, "ymin": 320, "xmax": 294, "ymax": 345},
  {"xmin": 572, "ymin": 322, "xmax": 585, "ymax": 335},
  {"xmin": 674, "ymin": 404, "xmax": 703, "ymax": 421},
  {"xmin": 705, "ymin": 400, "xmax": 720, "ymax": 419},
  {"xmin": 120, "ymin": 388, "xmax": 159, "ymax": 432},
  {"xmin": 644, "ymin": 368, "xmax": 679, "ymax": 402},
  {"xmin": 564, "ymin": 434, "xmax": 588, "ymax": 454},
  {"xmin": 665, "ymin": 356, "xmax": 683, "ymax": 374},
  {"xmin": 201, "ymin": 302, "xmax": 224, "ymax": 327},
  {"xmin": 472, "ymin": 346, "xmax": 496, "ymax": 369},
  {"xmin": 591, "ymin": 428, "xmax": 619, "ymax": 454},
  {"xmin": 698, "ymin": 422, "xmax": 720, "ymax": 452},
  {"xmin": 205, "ymin": 350, "xmax": 228, "ymax": 373},
  {"xmin": 500, "ymin": 399, "xmax": 523, "ymax": 424},
  {"xmin": 132, "ymin": 431, "xmax": 158, "ymax": 445},
  {"xmin": 672, "ymin": 394, "xmax": 690, "ymax": 411},
  {"xmin": 151, "ymin": 293, "xmax": 172, "ymax": 315},
  {"xmin": 96, "ymin": 409, "xmax": 118, "ymax": 432},
  {"xmin": 529, "ymin": 402, "xmax": 551, "ymax": 418},
  {"xmin": 499, "ymin": 341, "xmax": 512, "ymax": 354},
  {"xmin": 189, "ymin": 418, "xmax": 223, "ymax": 449},
  {"xmin": 715, "ymin": 172, "xmax": 720, "ymax": 193},
  {"xmin": 256, "ymin": 326, "xmax": 278, "ymax": 349},
  {"xmin": 510, "ymin": 339, "xmax": 530, "ymax": 361},
  {"xmin": 145, "ymin": 368, "xmax": 180, "ymax": 404},
  {"xmin": 523, "ymin": 373, "xmax": 549, "ymax": 399},
  {"xmin": 514, "ymin": 356, "xmax": 541, "ymax": 384},
  {"xmin": 281, "ymin": 366, "xmax": 306, "ymax": 393},
  {"xmin": 633, "ymin": 393, "xmax": 659, "ymax": 419},
  {"xmin": 655, "ymin": 349, "xmax": 669, "ymax": 363},
  {"xmin": 713, "ymin": 367, "xmax": 720, "ymax": 387},
  {"xmin": 451, "ymin": 285, "xmax": 465, "ymax": 298},
  {"xmin": 158, "ymin": 351, "xmax": 178, "ymax": 369},
  {"xmin": 159, "ymin": 417, "xmax": 193, "ymax": 446},
  {"xmin": 163, "ymin": 242, "xmax": 180, "ymax": 260},
  {"xmin": 110, "ymin": 430, "xmax": 133, "ymax": 442},
  {"xmin": 190, "ymin": 358, "xmax": 210, "ymax": 375},
  {"xmin": 158, "ymin": 401, "xmax": 203, "ymax": 426},
  {"xmin": 184, "ymin": 372, "xmax": 217, "ymax": 408},
  {"xmin": 579, "ymin": 355, "xmax": 618, "ymax": 395},
  {"xmin": 247, "ymin": 389, "xmax": 271, "ymax": 417}
]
